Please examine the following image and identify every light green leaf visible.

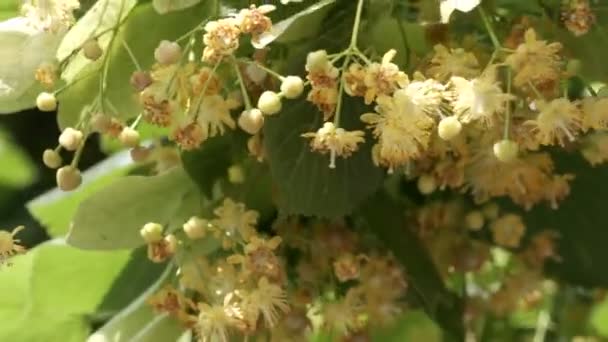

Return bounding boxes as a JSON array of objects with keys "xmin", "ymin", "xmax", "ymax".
[
  {"xmin": 87, "ymin": 265, "xmax": 181, "ymax": 342},
  {"xmin": 0, "ymin": 126, "xmax": 36, "ymax": 187},
  {"xmin": 57, "ymin": 0, "xmax": 138, "ymax": 81},
  {"xmin": 0, "ymin": 0, "xmax": 19, "ymax": 21},
  {"xmin": 66, "ymin": 166, "xmax": 196, "ymax": 250},
  {"xmin": 152, "ymin": 0, "xmax": 202, "ymax": 15},
  {"xmin": 27, "ymin": 151, "xmax": 134, "ymax": 237},
  {"xmin": 0, "ymin": 18, "xmax": 63, "ymax": 113},
  {"xmin": 0, "ymin": 240, "xmax": 131, "ymax": 341},
  {"xmin": 57, "ymin": 1, "xmax": 216, "ymax": 130},
  {"xmin": 255, "ymin": 0, "xmax": 336, "ymax": 48},
  {"xmin": 263, "ymin": 96, "xmax": 384, "ymax": 217}
]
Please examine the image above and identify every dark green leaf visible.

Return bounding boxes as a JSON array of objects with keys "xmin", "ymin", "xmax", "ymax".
[
  {"xmin": 96, "ymin": 247, "xmax": 167, "ymax": 314},
  {"xmin": 264, "ymin": 96, "xmax": 384, "ymax": 218},
  {"xmin": 358, "ymin": 191, "xmax": 464, "ymax": 340},
  {"xmin": 521, "ymin": 152, "xmax": 608, "ymax": 287},
  {"xmin": 181, "ymin": 135, "xmax": 234, "ymax": 198}
]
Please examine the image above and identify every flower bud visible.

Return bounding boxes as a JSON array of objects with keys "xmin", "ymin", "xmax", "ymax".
[
  {"xmin": 36, "ymin": 92, "xmax": 57, "ymax": 112},
  {"xmin": 238, "ymin": 108, "xmax": 264, "ymax": 134},
  {"xmin": 246, "ymin": 64, "xmax": 267, "ymax": 84},
  {"xmin": 130, "ymin": 71, "xmax": 153, "ymax": 91},
  {"xmin": 257, "ymin": 91, "xmax": 282, "ymax": 115},
  {"xmin": 42, "ymin": 149, "xmax": 62, "ymax": 169},
  {"xmin": 130, "ymin": 146, "xmax": 151, "ymax": 163},
  {"xmin": 465, "ymin": 210, "xmax": 484, "ymax": 231},
  {"xmin": 493, "ymin": 139, "xmax": 518, "ymax": 162},
  {"xmin": 228, "ymin": 165, "xmax": 245, "ymax": 184},
  {"xmin": 119, "ymin": 127, "xmax": 140, "ymax": 148},
  {"xmin": 56, "ymin": 166, "xmax": 82, "ymax": 191},
  {"xmin": 247, "ymin": 135, "xmax": 264, "ymax": 161},
  {"xmin": 59, "ymin": 127, "xmax": 84, "ymax": 151},
  {"xmin": 90, "ymin": 112, "xmax": 111, "ymax": 133},
  {"xmin": 417, "ymin": 174, "xmax": 437, "ymax": 195},
  {"xmin": 482, "ymin": 202, "xmax": 499, "ymax": 220},
  {"xmin": 306, "ymin": 50, "xmax": 328, "ymax": 71},
  {"xmin": 183, "ymin": 216, "xmax": 207, "ymax": 240},
  {"xmin": 164, "ymin": 234, "xmax": 178, "ymax": 254},
  {"xmin": 154, "ymin": 40, "xmax": 181, "ymax": 65},
  {"xmin": 280, "ymin": 76, "xmax": 304, "ymax": 99},
  {"xmin": 140, "ymin": 222, "xmax": 163, "ymax": 243},
  {"xmin": 437, "ymin": 116, "xmax": 462, "ymax": 140},
  {"xmin": 82, "ymin": 39, "xmax": 103, "ymax": 61}
]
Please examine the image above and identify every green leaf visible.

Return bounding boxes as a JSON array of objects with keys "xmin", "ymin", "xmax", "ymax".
[
  {"xmin": 57, "ymin": 1, "xmax": 216, "ymax": 129},
  {"xmin": 152, "ymin": 0, "xmax": 202, "ymax": 14},
  {"xmin": 27, "ymin": 151, "xmax": 134, "ymax": 237},
  {"xmin": 66, "ymin": 166, "xmax": 196, "ymax": 250},
  {"xmin": 221, "ymin": 157, "xmax": 276, "ymax": 222},
  {"xmin": 87, "ymin": 264, "xmax": 184, "ymax": 342},
  {"xmin": 371, "ymin": 310, "xmax": 443, "ymax": 342},
  {"xmin": 57, "ymin": 0, "xmax": 138, "ymax": 81},
  {"xmin": 96, "ymin": 247, "xmax": 167, "ymax": 314},
  {"xmin": 257, "ymin": 0, "xmax": 336, "ymax": 47},
  {"xmin": 358, "ymin": 191, "xmax": 464, "ymax": 340},
  {"xmin": 0, "ymin": 19, "xmax": 63, "ymax": 113},
  {"xmin": 0, "ymin": 126, "xmax": 36, "ymax": 187},
  {"xmin": 0, "ymin": 0, "xmax": 19, "ymax": 20},
  {"xmin": 264, "ymin": 96, "xmax": 384, "ymax": 217},
  {"xmin": 0, "ymin": 240, "xmax": 131, "ymax": 341},
  {"xmin": 181, "ymin": 134, "xmax": 234, "ymax": 198},
  {"xmin": 591, "ymin": 296, "xmax": 608, "ymax": 337},
  {"xmin": 520, "ymin": 152, "xmax": 608, "ymax": 287}
]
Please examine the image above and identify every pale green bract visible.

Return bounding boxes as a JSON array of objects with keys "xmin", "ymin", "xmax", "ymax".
[
  {"xmin": 440, "ymin": 0, "xmax": 481, "ymax": 23},
  {"xmin": 0, "ymin": 17, "xmax": 62, "ymax": 113},
  {"xmin": 152, "ymin": 0, "xmax": 202, "ymax": 15}
]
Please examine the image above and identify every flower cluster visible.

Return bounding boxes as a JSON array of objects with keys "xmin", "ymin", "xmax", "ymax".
[{"xmin": 139, "ymin": 199, "xmax": 409, "ymax": 341}]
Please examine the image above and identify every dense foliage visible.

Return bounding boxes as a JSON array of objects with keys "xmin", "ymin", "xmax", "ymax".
[{"xmin": 2, "ymin": 0, "xmax": 608, "ymax": 341}]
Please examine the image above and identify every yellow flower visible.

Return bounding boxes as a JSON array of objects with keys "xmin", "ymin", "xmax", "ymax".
[
  {"xmin": 193, "ymin": 95, "xmax": 238, "ymax": 139},
  {"xmin": 505, "ymin": 29, "xmax": 562, "ymax": 90},
  {"xmin": 449, "ymin": 69, "xmax": 513, "ymax": 127},
  {"xmin": 582, "ymin": 97, "xmax": 608, "ymax": 131},
  {"xmin": 562, "ymin": 0, "xmax": 595, "ymax": 37},
  {"xmin": 344, "ymin": 63, "xmax": 368, "ymax": 98},
  {"xmin": 235, "ymin": 5, "xmax": 275, "ymax": 46},
  {"xmin": 362, "ymin": 49, "xmax": 409, "ymax": 104},
  {"xmin": 465, "ymin": 147, "xmax": 573, "ymax": 209},
  {"xmin": 426, "ymin": 44, "xmax": 480, "ymax": 81},
  {"xmin": 525, "ymin": 98, "xmax": 583, "ymax": 146},
  {"xmin": 0, "ymin": 226, "xmax": 26, "ymax": 264},
  {"xmin": 240, "ymin": 277, "xmax": 289, "ymax": 328},
  {"xmin": 321, "ymin": 290, "xmax": 362, "ymax": 334},
  {"xmin": 581, "ymin": 132, "xmax": 608, "ymax": 166},
  {"xmin": 301, "ymin": 122, "xmax": 365, "ymax": 168},
  {"xmin": 203, "ymin": 18, "xmax": 242, "ymax": 62},
  {"xmin": 196, "ymin": 294, "xmax": 244, "ymax": 342},
  {"xmin": 170, "ymin": 119, "xmax": 206, "ymax": 151},
  {"xmin": 403, "ymin": 75, "xmax": 445, "ymax": 114},
  {"xmin": 490, "ymin": 214, "xmax": 525, "ymax": 248},
  {"xmin": 147, "ymin": 285, "xmax": 194, "ymax": 325},
  {"xmin": 190, "ymin": 67, "xmax": 223, "ymax": 96},
  {"xmin": 307, "ymin": 87, "xmax": 339, "ymax": 119},
  {"xmin": 228, "ymin": 236, "xmax": 284, "ymax": 280},
  {"xmin": 211, "ymin": 198, "xmax": 259, "ymax": 247},
  {"xmin": 361, "ymin": 90, "xmax": 434, "ymax": 172}
]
